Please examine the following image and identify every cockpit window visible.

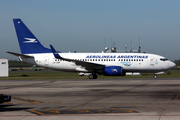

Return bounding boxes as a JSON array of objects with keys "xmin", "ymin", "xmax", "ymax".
[{"xmin": 160, "ymin": 58, "xmax": 168, "ymax": 61}]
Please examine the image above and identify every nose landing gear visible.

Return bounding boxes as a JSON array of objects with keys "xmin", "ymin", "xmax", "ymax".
[{"xmin": 154, "ymin": 74, "xmax": 158, "ymax": 79}]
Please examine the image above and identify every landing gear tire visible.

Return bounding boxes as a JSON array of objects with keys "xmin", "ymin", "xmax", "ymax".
[
  {"xmin": 154, "ymin": 75, "xmax": 158, "ymax": 79},
  {"xmin": 88, "ymin": 73, "xmax": 98, "ymax": 79}
]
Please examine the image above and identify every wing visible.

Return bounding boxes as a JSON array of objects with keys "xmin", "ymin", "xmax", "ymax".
[{"xmin": 50, "ymin": 45, "xmax": 105, "ymax": 70}]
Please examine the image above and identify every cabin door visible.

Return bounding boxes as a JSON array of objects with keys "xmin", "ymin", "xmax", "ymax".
[
  {"xmin": 150, "ymin": 57, "xmax": 155, "ymax": 66},
  {"xmin": 44, "ymin": 56, "xmax": 49, "ymax": 66}
]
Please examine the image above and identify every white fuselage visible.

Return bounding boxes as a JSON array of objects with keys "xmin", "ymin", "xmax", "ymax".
[{"xmin": 19, "ymin": 52, "xmax": 175, "ymax": 73}]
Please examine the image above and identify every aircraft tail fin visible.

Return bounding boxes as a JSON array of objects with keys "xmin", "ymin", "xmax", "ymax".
[{"xmin": 13, "ymin": 19, "xmax": 52, "ymax": 54}]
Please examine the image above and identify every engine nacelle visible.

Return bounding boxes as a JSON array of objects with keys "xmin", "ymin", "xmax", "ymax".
[{"xmin": 103, "ymin": 66, "xmax": 125, "ymax": 76}]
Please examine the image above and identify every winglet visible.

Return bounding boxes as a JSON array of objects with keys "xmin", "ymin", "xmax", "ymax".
[{"xmin": 50, "ymin": 45, "xmax": 62, "ymax": 59}]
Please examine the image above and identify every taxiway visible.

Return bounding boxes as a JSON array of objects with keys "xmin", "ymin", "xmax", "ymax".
[{"xmin": 0, "ymin": 78, "xmax": 180, "ymax": 120}]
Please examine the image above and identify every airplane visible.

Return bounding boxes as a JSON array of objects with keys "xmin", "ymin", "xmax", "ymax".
[{"xmin": 7, "ymin": 19, "xmax": 176, "ymax": 79}]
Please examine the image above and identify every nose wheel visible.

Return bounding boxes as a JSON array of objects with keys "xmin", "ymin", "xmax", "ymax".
[{"xmin": 154, "ymin": 74, "xmax": 158, "ymax": 79}]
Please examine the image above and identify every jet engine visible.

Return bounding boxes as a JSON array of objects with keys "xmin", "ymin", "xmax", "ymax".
[{"xmin": 103, "ymin": 66, "xmax": 125, "ymax": 76}]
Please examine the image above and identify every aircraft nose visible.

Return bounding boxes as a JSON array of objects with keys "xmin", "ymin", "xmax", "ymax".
[{"xmin": 169, "ymin": 61, "xmax": 176, "ymax": 69}]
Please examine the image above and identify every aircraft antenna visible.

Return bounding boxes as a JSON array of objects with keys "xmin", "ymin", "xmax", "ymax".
[
  {"xmin": 138, "ymin": 37, "xmax": 141, "ymax": 53},
  {"xmin": 111, "ymin": 37, "xmax": 112, "ymax": 49},
  {"xmin": 104, "ymin": 38, "xmax": 106, "ymax": 48},
  {"xmin": 130, "ymin": 38, "xmax": 133, "ymax": 52},
  {"xmin": 104, "ymin": 38, "xmax": 109, "ymax": 53},
  {"xmin": 125, "ymin": 45, "xmax": 127, "ymax": 53}
]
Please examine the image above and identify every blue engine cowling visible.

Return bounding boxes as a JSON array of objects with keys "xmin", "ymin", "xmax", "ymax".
[{"xmin": 103, "ymin": 66, "xmax": 125, "ymax": 76}]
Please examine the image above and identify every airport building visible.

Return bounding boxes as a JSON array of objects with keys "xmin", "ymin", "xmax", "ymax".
[{"xmin": 0, "ymin": 58, "xmax": 8, "ymax": 77}]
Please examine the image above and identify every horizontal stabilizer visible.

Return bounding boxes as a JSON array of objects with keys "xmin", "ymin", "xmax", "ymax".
[{"xmin": 7, "ymin": 51, "xmax": 34, "ymax": 58}]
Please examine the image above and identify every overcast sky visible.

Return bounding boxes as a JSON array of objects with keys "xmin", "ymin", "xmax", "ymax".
[{"xmin": 0, "ymin": 0, "xmax": 180, "ymax": 60}]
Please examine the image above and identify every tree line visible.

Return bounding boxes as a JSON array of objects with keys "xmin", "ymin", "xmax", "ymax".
[
  {"xmin": 9, "ymin": 60, "xmax": 32, "ymax": 67},
  {"xmin": 174, "ymin": 59, "xmax": 180, "ymax": 66}
]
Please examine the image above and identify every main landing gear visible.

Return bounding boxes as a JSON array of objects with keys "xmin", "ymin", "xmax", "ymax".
[{"xmin": 88, "ymin": 73, "xmax": 98, "ymax": 79}]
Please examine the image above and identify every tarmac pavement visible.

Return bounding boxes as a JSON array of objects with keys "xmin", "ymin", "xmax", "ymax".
[{"xmin": 0, "ymin": 78, "xmax": 180, "ymax": 120}]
